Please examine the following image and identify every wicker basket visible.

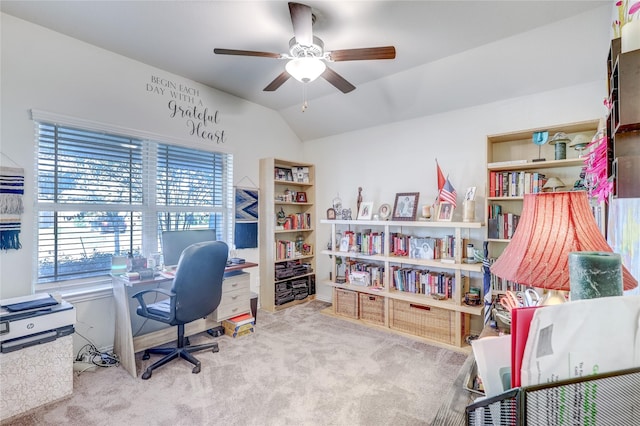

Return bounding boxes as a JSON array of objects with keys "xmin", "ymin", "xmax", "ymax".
[
  {"xmin": 359, "ymin": 293, "xmax": 385, "ymax": 325},
  {"xmin": 389, "ymin": 299, "xmax": 454, "ymax": 344},
  {"xmin": 334, "ymin": 289, "xmax": 359, "ymax": 319}
]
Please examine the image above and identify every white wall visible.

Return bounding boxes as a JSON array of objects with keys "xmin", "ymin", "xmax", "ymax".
[
  {"xmin": 304, "ymin": 81, "xmax": 607, "ymax": 303},
  {"xmin": 0, "ymin": 13, "xmax": 303, "ymax": 350}
]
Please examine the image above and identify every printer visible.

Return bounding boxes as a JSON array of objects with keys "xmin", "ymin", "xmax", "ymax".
[
  {"xmin": 1, "ymin": 293, "xmax": 76, "ymax": 422},
  {"xmin": 0, "ymin": 293, "xmax": 76, "ymax": 353}
]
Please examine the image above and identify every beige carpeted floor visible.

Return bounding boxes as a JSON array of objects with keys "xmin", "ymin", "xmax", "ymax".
[{"xmin": 6, "ymin": 300, "xmax": 467, "ymax": 426}]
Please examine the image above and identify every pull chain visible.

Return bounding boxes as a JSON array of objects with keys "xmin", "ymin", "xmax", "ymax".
[{"xmin": 301, "ymin": 84, "xmax": 308, "ymax": 112}]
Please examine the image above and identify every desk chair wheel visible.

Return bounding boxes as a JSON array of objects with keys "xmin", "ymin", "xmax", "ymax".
[
  {"xmin": 192, "ymin": 362, "xmax": 201, "ymax": 374},
  {"xmin": 142, "ymin": 369, "xmax": 153, "ymax": 380},
  {"xmin": 142, "ymin": 350, "xmax": 150, "ymax": 360},
  {"xmin": 212, "ymin": 345, "xmax": 219, "ymax": 353}
]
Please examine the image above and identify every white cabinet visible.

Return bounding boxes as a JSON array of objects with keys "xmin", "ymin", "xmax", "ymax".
[{"xmin": 320, "ymin": 219, "xmax": 483, "ymax": 350}]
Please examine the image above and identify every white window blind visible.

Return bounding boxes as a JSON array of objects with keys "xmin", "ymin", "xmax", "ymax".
[{"xmin": 35, "ymin": 121, "xmax": 232, "ymax": 286}]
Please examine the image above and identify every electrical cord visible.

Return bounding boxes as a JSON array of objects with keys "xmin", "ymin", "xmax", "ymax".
[{"xmin": 74, "ymin": 331, "xmax": 120, "ymax": 368}]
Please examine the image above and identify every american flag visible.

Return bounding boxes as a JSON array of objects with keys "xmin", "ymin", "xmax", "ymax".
[{"xmin": 439, "ymin": 178, "xmax": 457, "ymax": 208}]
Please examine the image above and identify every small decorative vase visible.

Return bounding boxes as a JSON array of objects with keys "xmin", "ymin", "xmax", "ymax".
[
  {"xmin": 622, "ymin": 19, "xmax": 640, "ymax": 53},
  {"xmin": 569, "ymin": 251, "xmax": 623, "ymax": 300},
  {"xmin": 463, "ymin": 200, "xmax": 475, "ymax": 222},
  {"xmin": 421, "ymin": 205, "xmax": 431, "ymax": 219}
]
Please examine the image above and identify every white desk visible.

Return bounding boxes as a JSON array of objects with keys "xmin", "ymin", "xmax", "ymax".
[{"xmin": 113, "ymin": 265, "xmax": 255, "ymax": 378}]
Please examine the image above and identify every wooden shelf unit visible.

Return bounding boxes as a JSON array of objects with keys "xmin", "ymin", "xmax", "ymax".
[
  {"xmin": 485, "ymin": 119, "xmax": 601, "ymax": 294},
  {"xmin": 607, "ymin": 39, "xmax": 640, "ymax": 198},
  {"xmin": 259, "ymin": 158, "xmax": 316, "ymax": 312},
  {"xmin": 320, "ymin": 219, "xmax": 484, "ymax": 352}
]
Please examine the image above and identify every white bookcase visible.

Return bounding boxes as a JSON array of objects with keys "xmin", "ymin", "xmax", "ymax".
[{"xmin": 320, "ymin": 219, "xmax": 484, "ymax": 351}]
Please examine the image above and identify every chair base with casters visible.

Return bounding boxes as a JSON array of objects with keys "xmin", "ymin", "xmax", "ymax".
[
  {"xmin": 140, "ymin": 323, "xmax": 219, "ymax": 380},
  {"xmin": 131, "ymin": 240, "xmax": 229, "ymax": 380}
]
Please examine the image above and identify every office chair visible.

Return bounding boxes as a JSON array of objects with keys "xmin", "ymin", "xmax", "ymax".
[{"xmin": 131, "ymin": 241, "xmax": 228, "ymax": 380}]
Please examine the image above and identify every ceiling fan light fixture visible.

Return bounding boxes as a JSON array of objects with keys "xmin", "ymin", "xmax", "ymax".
[{"xmin": 285, "ymin": 57, "xmax": 326, "ymax": 83}]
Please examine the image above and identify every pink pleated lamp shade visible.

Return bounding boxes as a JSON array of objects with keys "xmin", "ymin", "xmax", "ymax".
[{"xmin": 490, "ymin": 191, "xmax": 637, "ymax": 291}]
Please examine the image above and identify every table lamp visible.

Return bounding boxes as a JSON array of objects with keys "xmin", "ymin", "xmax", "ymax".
[
  {"xmin": 542, "ymin": 177, "xmax": 565, "ymax": 192},
  {"xmin": 490, "ymin": 191, "xmax": 637, "ymax": 303}
]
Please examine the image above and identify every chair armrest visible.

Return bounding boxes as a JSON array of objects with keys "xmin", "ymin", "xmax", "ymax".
[{"xmin": 131, "ymin": 288, "xmax": 175, "ymax": 316}]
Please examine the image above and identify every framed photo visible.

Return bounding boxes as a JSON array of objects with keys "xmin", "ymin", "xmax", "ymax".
[
  {"xmin": 296, "ymin": 191, "xmax": 307, "ymax": 203},
  {"xmin": 378, "ymin": 203, "xmax": 391, "ymax": 220},
  {"xmin": 437, "ymin": 202, "xmax": 454, "ymax": 221},
  {"xmin": 465, "ymin": 186, "xmax": 477, "ymax": 201},
  {"xmin": 357, "ymin": 201, "xmax": 374, "ymax": 220},
  {"xmin": 274, "ymin": 167, "xmax": 293, "ymax": 181},
  {"xmin": 392, "ymin": 192, "xmax": 419, "ymax": 221},
  {"xmin": 339, "ymin": 236, "xmax": 350, "ymax": 252},
  {"xmin": 326, "ymin": 208, "xmax": 336, "ymax": 220}
]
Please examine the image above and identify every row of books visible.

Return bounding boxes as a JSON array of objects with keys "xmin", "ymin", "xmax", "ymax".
[
  {"xmin": 489, "ymin": 170, "xmax": 547, "ymax": 197},
  {"xmin": 277, "ymin": 212, "xmax": 312, "ymax": 230},
  {"xmin": 491, "ymin": 278, "xmax": 530, "ymax": 293},
  {"xmin": 340, "ymin": 230, "xmax": 384, "ymax": 255},
  {"xmin": 275, "ymin": 239, "xmax": 313, "ymax": 260},
  {"xmin": 342, "ymin": 259, "xmax": 385, "ymax": 287},
  {"xmin": 487, "ymin": 213, "xmax": 520, "ymax": 240},
  {"xmin": 390, "ymin": 233, "xmax": 460, "ymax": 260},
  {"xmin": 391, "ymin": 266, "xmax": 467, "ymax": 298}
]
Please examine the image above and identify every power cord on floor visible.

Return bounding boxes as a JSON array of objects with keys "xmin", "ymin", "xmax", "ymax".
[{"xmin": 73, "ymin": 330, "xmax": 120, "ymax": 374}]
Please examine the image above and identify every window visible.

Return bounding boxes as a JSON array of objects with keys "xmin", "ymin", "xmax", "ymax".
[{"xmin": 36, "ymin": 121, "xmax": 232, "ymax": 286}]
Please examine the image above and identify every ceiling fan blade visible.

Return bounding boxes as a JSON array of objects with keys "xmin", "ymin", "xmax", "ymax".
[
  {"xmin": 328, "ymin": 46, "xmax": 396, "ymax": 62},
  {"xmin": 321, "ymin": 67, "xmax": 356, "ymax": 94},
  {"xmin": 263, "ymin": 71, "xmax": 291, "ymax": 92},
  {"xmin": 214, "ymin": 48, "xmax": 282, "ymax": 59},
  {"xmin": 288, "ymin": 2, "xmax": 313, "ymax": 46}
]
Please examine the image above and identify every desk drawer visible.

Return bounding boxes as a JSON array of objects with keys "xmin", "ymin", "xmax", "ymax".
[
  {"xmin": 222, "ymin": 275, "xmax": 250, "ymax": 293},
  {"xmin": 215, "ymin": 298, "xmax": 250, "ymax": 321},
  {"xmin": 220, "ymin": 287, "xmax": 249, "ymax": 307}
]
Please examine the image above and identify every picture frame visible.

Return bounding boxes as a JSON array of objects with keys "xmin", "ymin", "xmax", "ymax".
[
  {"xmin": 274, "ymin": 167, "xmax": 293, "ymax": 182},
  {"xmin": 437, "ymin": 202, "xmax": 454, "ymax": 221},
  {"xmin": 357, "ymin": 201, "xmax": 374, "ymax": 220},
  {"xmin": 326, "ymin": 208, "xmax": 336, "ymax": 220},
  {"xmin": 339, "ymin": 236, "xmax": 350, "ymax": 252},
  {"xmin": 296, "ymin": 191, "xmax": 307, "ymax": 203},
  {"xmin": 465, "ymin": 186, "xmax": 477, "ymax": 201},
  {"xmin": 378, "ymin": 203, "xmax": 391, "ymax": 220},
  {"xmin": 392, "ymin": 192, "xmax": 419, "ymax": 221}
]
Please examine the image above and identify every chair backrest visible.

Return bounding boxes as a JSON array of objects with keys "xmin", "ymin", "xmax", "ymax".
[{"xmin": 171, "ymin": 241, "xmax": 229, "ymax": 324}]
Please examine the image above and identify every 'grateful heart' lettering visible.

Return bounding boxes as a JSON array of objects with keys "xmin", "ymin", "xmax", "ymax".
[{"xmin": 168, "ymin": 100, "xmax": 218, "ymax": 126}]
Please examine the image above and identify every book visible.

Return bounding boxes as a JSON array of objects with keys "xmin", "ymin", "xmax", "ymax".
[
  {"xmin": 226, "ymin": 313, "xmax": 255, "ymax": 327},
  {"xmin": 487, "ymin": 159, "xmax": 528, "ymax": 167}
]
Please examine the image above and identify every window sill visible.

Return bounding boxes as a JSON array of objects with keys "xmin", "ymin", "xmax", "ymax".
[{"xmin": 36, "ymin": 277, "xmax": 114, "ymax": 304}]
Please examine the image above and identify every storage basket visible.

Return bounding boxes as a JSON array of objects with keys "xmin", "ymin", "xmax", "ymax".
[
  {"xmin": 334, "ymin": 289, "xmax": 358, "ymax": 319},
  {"xmin": 389, "ymin": 299, "xmax": 454, "ymax": 344},
  {"xmin": 359, "ymin": 293, "xmax": 385, "ymax": 325}
]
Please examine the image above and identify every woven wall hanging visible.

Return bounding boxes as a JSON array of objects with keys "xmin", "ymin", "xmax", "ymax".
[{"xmin": 0, "ymin": 166, "xmax": 24, "ymax": 250}]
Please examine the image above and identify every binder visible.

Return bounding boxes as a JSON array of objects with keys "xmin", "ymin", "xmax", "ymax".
[{"xmin": 511, "ymin": 306, "xmax": 541, "ymax": 388}]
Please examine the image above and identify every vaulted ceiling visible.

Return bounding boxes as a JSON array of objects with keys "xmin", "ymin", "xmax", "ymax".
[{"xmin": 1, "ymin": 1, "xmax": 613, "ymax": 141}]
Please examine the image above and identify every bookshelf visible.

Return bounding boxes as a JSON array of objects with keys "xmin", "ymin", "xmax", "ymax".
[
  {"xmin": 607, "ymin": 39, "xmax": 640, "ymax": 198},
  {"xmin": 259, "ymin": 158, "xmax": 316, "ymax": 312},
  {"xmin": 485, "ymin": 119, "xmax": 601, "ymax": 294},
  {"xmin": 320, "ymin": 219, "xmax": 484, "ymax": 351}
]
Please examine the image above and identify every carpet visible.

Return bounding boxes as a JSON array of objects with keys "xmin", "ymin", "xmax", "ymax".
[{"xmin": 6, "ymin": 300, "xmax": 467, "ymax": 426}]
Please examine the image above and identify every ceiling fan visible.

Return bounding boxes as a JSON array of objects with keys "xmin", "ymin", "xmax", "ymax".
[{"xmin": 213, "ymin": 2, "xmax": 396, "ymax": 95}]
